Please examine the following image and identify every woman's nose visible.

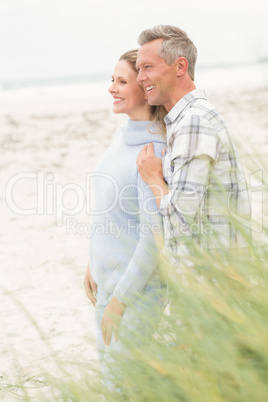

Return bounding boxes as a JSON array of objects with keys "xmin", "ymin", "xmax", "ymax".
[{"xmin": 108, "ymin": 83, "xmax": 117, "ymax": 93}]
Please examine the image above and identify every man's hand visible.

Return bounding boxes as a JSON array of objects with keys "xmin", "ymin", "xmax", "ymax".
[
  {"xmin": 84, "ymin": 263, "xmax": 97, "ymax": 307},
  {"xmin": 137, "ymin": 143, "xmax": 164, "ymax": 185},
  {"xmin": 101, "ymin": 296, "xmax": 126, "ymax": 346},
  {"xmin": 137, "ymin": 143, "xmax": 169, "ymax": 208}
]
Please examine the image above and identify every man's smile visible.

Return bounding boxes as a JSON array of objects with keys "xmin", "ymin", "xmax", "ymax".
[{"xmin": 146, "ymin": 85, "xmax": 156, "ymax": 92}]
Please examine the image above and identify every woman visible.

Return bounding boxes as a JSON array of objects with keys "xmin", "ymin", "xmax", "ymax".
[{"xmin": 84, "ymin": 49, "xmax": 166, "ymax": 385}]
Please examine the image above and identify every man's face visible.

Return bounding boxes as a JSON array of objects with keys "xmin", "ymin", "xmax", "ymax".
[{"xmin": 136, "ymin": 39, "xmax": 178, "ymax": 112}]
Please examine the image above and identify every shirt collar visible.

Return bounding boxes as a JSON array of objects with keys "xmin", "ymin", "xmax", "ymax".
[{"xmin": 164, "ymin": 89, "xmax": 207, "ymax": 125}]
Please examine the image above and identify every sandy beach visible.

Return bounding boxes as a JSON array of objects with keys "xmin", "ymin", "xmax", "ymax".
[{"xmin": 0, "ymin": 83, "xmax": 267, "ymax": 400}]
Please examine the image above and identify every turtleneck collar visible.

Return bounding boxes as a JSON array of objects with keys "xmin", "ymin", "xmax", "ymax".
[{"xmin": 122, "ymin": 119, "xmax": 166, "ymax": 146}]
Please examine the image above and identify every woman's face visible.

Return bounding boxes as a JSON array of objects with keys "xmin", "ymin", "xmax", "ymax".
[{"xmin": 108, "ymin": 60, "xmax": 151, "ymax": 120}]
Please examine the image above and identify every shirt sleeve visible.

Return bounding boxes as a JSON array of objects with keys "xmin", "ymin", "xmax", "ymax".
[
  {"xmin": 160, "ymin": 114, "xmax": 222, "ymax": 250},
  {"xmin": 113, "ymin": 148, "xmax": 164, "ymax": 305}
]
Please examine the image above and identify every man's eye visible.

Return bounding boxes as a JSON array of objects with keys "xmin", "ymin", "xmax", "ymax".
[{"xmin": 145, "ymin": 65, "xmax": 151, "ymax": 69}]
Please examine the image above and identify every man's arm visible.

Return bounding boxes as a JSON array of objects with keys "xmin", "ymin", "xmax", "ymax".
[
  {"xmin": 136, "ymin": 143, "xmax": 169, "ymax": 208},
  {"xmin": 137, "ymin": 116, "xmax": 221, "ymax": 246}
]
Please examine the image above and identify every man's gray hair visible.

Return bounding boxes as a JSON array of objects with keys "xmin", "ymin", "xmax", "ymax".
[{"xmin": 138, "ymin": 25, "xmax": 197, "ymax": 81}]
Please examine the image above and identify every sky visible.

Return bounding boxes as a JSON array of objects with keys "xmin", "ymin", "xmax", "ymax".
[{"xmin": 0, "ymin": 0, "xmax": 267, "ymax": 82}]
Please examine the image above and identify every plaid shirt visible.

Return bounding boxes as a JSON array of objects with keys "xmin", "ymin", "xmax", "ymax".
[{"xmin": 160, "ymin": 89, "xmax": 251, "ymax": 266}]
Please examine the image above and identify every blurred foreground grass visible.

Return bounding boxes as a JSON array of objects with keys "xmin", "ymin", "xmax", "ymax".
[{"xmin": 1, "ymin": 152, "xmax": 267, "ymax": 402}]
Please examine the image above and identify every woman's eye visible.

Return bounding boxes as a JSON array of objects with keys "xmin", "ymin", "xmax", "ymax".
[{"xmin": 120, "ymin": 80, "xmax": 127, "ymax": 84}]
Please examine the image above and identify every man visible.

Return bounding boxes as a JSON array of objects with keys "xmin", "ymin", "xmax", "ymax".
[{"xmin": 136, "ymin": 25, "xmax": 251, "ymax": 266}]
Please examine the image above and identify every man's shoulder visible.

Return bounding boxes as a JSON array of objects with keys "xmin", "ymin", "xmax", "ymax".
[
  {"xmin": 175, "ymin": 96, "xmax": 227, "ymax": 133},
  {"xmin": 166, "ymin": 95, "xmax": 231, "ymax": 152},
  {"xmin": 185, "ymin": 96, "xmax": 219, "ymax": 118}
]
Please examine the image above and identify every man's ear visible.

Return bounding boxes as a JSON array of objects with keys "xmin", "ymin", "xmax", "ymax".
[{"xmin": 175, "ymin": 57, "xmax": 188, "ymax": 77}]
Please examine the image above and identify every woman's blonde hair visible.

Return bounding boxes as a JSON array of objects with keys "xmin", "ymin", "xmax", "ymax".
[{"xmin": 119, "ymin": 49, "xmax": 167, "ymax": 135}]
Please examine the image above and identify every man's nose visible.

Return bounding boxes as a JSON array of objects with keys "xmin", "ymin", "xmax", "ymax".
[{"xmin": 137, "ymin": 69, "xmax": 145, "ymax": 84}]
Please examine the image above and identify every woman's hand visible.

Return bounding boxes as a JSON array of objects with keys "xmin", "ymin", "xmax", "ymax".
[
  {"xmin": 101, "ymin": 296, "xmax": 126, "ymax": 346},
  {"xmin": 84, "ymin": 263, "xmax": 98, "ymax": 307}
]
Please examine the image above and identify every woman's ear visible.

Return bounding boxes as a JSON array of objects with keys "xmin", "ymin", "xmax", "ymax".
[{"xmin": 176, "ymin": 57, "xmax": 188, "ymax": 77}]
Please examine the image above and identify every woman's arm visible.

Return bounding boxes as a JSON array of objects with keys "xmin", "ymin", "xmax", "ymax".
[
  {"xmin": 101, "ymin": 144, "xmax": 165, "ymax": 345},
  {"xmin": 112, "ymin": 146, "xmax": 164, "ymax": 304},
  {"xmin": 84, "ymin": 262, "xmax": 98, "ymax": 307},
  {"xmin": 101, "ymin": 296, "xmax": 126, "ymax": 345}
]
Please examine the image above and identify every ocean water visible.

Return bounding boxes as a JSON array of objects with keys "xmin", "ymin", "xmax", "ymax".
[
  {"xmin": 0, "ymin": 62, "xmax": 267, "ymax": 106},
  {"xmin": 0, "ymin": 75, "xmax": 111, "ymax": 105}
]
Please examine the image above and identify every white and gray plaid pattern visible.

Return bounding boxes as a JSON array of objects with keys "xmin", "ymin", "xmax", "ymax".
[{"xmin": 160, "ymin": 89, "xmax": 251, "ymax": 266}]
